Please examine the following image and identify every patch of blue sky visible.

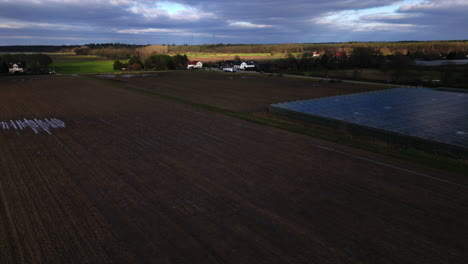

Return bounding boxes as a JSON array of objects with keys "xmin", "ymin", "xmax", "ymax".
[{"xmin": 157, "ymin": 1, "xmax": 188, "ymax": 14}]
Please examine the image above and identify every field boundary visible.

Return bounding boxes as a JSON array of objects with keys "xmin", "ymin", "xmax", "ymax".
[{"xmin": 86, "ymin": 75, "xmax": 468, "ymax": 176}]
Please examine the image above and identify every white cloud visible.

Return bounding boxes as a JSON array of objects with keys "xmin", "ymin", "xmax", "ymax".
[
  {"xmin": 312, "ymin": 1, "xmax": 430, "ymax": 33},
  {"xmin": 228, "ymin": 21, "xmax": 273, "ymax": 28},
  {"xmin": 360, "ymin": 12, "xmax": 421, "ymax": 21},
  {"xmin": 115, "ymin": 27, "xmax": 238, "ymax": 38},
  {"xmin": 117, "ymin": 28, "xmax": 179, "ymax": 34},
  {"xmin": 125, "ymin": 1, "xmax": 215, "ymax": 21},
  {"xmin": 352, "ymin": 23, "xmax": 423, "ymax": 32},
  {"xmin": 0, "ymin": 19, "xmax": 91, "ymax": 31},
  {"xmin": 0, "ymin": 23, "xmax": 22, "ymax": 29},
  {"xmin": 399, "ymin": 0, "xmax": 468, "ymax": 12},
  {"xmin": 314, "ymin": 12, "xmax": 424, "ymax": 32},
  {"xmin": 0, "ymin": 35, "xmax": 86, "ymax": 39}
]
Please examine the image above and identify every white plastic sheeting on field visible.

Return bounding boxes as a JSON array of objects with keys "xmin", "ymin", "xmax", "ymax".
[{"xmin": 0, "ymin": 118, "xmax": 65, "ymax": 135}]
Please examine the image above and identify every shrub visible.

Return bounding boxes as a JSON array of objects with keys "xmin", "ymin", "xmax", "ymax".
[
  {"xmin": 113, "ymin": 60, "xmax": 123, "ymax": 70},
  {"xmin": 128, "ymin": 63, "xmax": 142, "ymax": 71}
]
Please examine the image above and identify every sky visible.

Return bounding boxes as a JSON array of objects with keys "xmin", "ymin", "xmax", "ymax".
[{"xmin": 0, "ymin": 0, "xmax": 466, "ymax": 45}]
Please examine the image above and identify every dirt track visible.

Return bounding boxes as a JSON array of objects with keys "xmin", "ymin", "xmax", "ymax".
[
  {"xmin": 113, "ymin": 71, "xmax": 387, "ymax": 112},
  {"xmin": 0, "ymin": 76, "xmax": 466, "ymax": 263}
]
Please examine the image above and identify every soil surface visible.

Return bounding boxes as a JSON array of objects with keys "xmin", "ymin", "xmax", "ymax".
[
  {"xmin": 109, "ymin": 70, "xmax": 387, "ymax": 112},
  {"xmin": 0, "ymin": 75, "xmax": 466, "ymax": 263}
]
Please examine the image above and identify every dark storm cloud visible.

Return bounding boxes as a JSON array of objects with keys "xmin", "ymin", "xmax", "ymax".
[
  {"xmin": 356, "ymin": 1, "xmax": 468, "ymax": 40},
  {"xmin": 0, "ymin": 0, "xmax": 465, "ymax": 45},
  {"xmin": 177, "ymin": 0, "xmax": 398, "ymax": 18}
]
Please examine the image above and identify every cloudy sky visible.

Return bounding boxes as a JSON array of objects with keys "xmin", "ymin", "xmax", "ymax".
[{"xmin": 0, "ymin": 0, "xmax": 466, "ymax": 45}]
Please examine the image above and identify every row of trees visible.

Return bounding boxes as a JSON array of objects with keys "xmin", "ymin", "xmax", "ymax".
[
  {"xmin": 73, "ymin": 43, "xmax": 145, "ymax": 59},
  {"xmin": 75, "ymin": 41, "xmax": 468, "ymax": 60},
  {"xmin": 1, "ymin": 41, "xmax": 467, "ymax": 60},
  {"xmin": 97, "ymin": 41, "xmax": 468, "ymax": 60},
  {"xmin": 265, "ymin": 49, "xmax": 467, "ymax": 87},
  {"xmin": 136, "ymin": 45, "xmax": 169, "ymax": 61},
  {"xmin": 272, "ymin": 48, "xmax": 411, "ymax": 71},
  {"xmin": 167, "ymin": 41, "xmax": 468, "ymax": 58},
  {"xmin": 0, "ymin": 54, "xmax": 53, "ymax": 74},
  {"xmin": 259, "ymin": 50, "xmax": 413, "ymax": 83},
  {"xmin": 114, "ymin": 54, "xmax": 189, "ymax": 71},
  {"xmin": 0, "ymin": 45, "xmax": 78, "ymax": 53},
  {"xmin": 83, "ymin": 43, "xmax": 143, "ymax": 49},
  {"xmin": 74, "ymin": 46, "xmax": 136, "ymax": 60},
  {"xmin": 74, "ymin": 44, "xmax": 169, "ymax": 60}
]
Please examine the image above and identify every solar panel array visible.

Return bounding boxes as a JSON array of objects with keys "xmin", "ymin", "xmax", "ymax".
[{"xmin": 271, "ymin": 88, "xmax": 468, "ymax": 148}]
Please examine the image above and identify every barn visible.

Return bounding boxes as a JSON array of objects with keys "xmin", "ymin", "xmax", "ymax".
[{"xmin": 187, "ymin": 61, "xmax": 203, "ymax": 69}]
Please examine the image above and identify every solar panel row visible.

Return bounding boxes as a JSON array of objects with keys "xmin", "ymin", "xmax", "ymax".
[{"xmin": 271, "ymin": 88, "xmax": 468, "ymax": 148}]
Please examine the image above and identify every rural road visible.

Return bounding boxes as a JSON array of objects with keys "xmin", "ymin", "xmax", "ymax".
[{"xmin": 209, "ymin": 67, "xmax": 402, "ymax": 88}]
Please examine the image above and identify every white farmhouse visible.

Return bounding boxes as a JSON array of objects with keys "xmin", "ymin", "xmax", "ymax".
[
  {"xmin": 8, "ymin": 63, "xmax": 24, "ymax": 73},
  {"xmin": 233, "ymin": 61, "xmax": 256, "ymax": 70},
  {"xmin": 187, "ymin": 61, "xmax": 203, "ymax": 69}
]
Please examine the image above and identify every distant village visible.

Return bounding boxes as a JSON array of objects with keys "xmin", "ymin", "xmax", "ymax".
[{"xmin": 187, "ymin": 60, "xmax": 258, "ymax": 72}]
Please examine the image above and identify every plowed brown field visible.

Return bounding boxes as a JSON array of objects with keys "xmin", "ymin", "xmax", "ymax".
[
  {"xmin": 0, "ymin": 75, "xmax": 466, "ymax": 263},
  {"xmin": 109, "ymin": 71, "xmax": 387, "ymax": 112}
]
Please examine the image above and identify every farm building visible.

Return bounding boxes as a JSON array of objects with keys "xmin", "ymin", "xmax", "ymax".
[
  {"xmin": 335, "ymin": 52, "xmax": 347, "ymax": 57},
  {"xmin": 233, "ymin": 61, "xmax": 256, "ymax": 71},
  {"xmin": 8, "ymin": 63, "xmax": 24, "ymax": 73},
  {"xmin": 187, "ymin": 61, "xmax": 203, "ymax": 69}
]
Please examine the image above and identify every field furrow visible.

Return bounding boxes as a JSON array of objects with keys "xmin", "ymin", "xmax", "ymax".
[{"xmin": 0, "ymin": 75, "xmax": 466, "ymax": 263}]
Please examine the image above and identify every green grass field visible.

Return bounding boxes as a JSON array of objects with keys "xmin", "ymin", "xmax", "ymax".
[
  {"xmin": 48, "ymin": 53, "xmax": 118, "ymax": 74},
  {"xmin": 51, "ymin": 60, "xmax": 117, "ymax": 74}
]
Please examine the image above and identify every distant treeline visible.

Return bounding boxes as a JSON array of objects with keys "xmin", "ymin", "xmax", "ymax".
[
  {"xmin": 82, "ymin": 41, "xmax": 468, "ymax": 61},
  {"xmin": 74, "ymin": 43, "xmax": 146, "ymax": 59},
  {"xmin": 2, "ymin": 41, "xmax": 467, "ymax": 60},
  {"xmin": 168, "ymin": 41, "xmax": 468, "ymax": 59},
  {"xmin": 83, "ymin": 43, "xmax": 144, "ymax": 49},
  {"xmin": 0, "ymin": 43, "xmax": 145, "ymax": 60},
  {"xmin": 259, "ymin": 48, "xmax": 468, "ymax": 88},
  {"xmin": 267, "ymin": 49, "xmax": 413, "ymax": 78},
  {"xmin": 0, "ymin": 43, "xmax": 141, "ymax": 53},
  {"xmin": 114, "ymin": 54, "xmax": 188, "ymax": 71},
  {"xmin": 73, "ymin": 44, "xmax": 169, "ymax": 60},
  {"xmin": 0, "ymin": 45, "xmax": 79, "ymax": 53},
  {"xmin": 0, "ymin": 54, "xmax": 53, "ymax": 74}
]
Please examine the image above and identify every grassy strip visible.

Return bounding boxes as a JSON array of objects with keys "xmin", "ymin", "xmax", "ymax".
[
  {"xmin": 87, "ymin": 76, "xmax": 468, "ymax": 175},
  {"xmin": 52, "ymin": 60, "xmax": 118, "ymax": 74}
]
